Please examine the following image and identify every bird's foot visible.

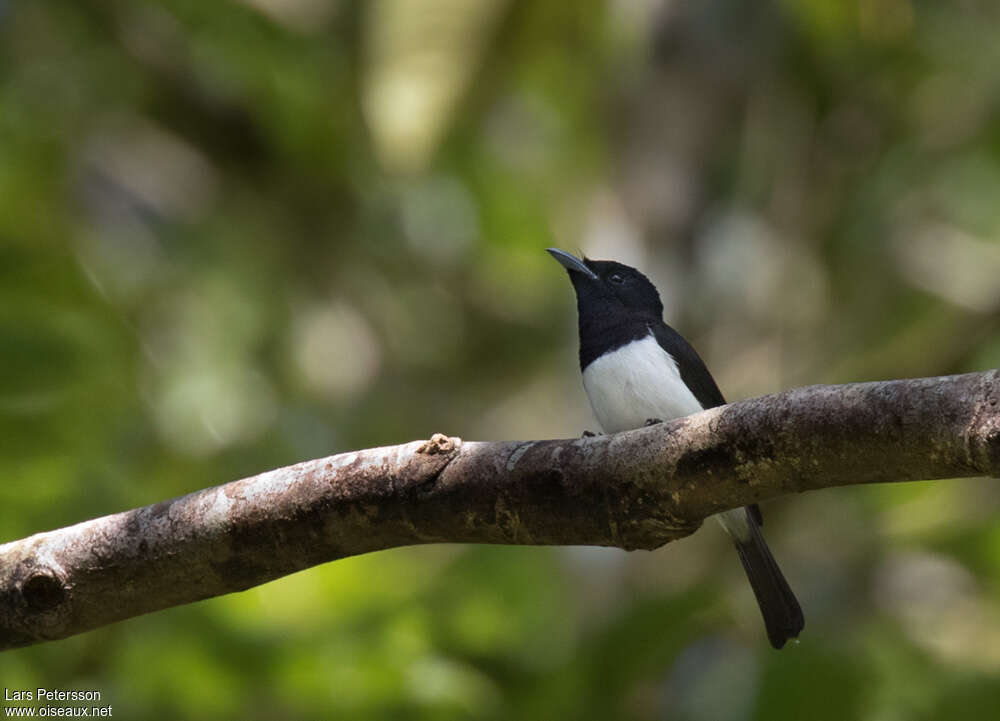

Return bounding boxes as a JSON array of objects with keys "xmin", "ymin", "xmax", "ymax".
[{"xmin": 644, "ymin": 418, "xmax": 663, "ymax": 426}]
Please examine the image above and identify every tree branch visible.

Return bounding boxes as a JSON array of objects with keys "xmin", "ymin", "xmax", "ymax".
[{"xmin": 2, "ymin": 371, "xmax": 999, "ymax": 651}]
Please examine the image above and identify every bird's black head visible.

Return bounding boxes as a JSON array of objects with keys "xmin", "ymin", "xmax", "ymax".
[{"xmin": 547, "ymin": 248, "xmax": 663, "ymax": 322}]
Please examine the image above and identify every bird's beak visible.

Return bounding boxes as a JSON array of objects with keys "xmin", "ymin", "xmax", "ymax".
[{"xmin": 546, "ymin": 248, "xmax": 598, "ymax": 280}]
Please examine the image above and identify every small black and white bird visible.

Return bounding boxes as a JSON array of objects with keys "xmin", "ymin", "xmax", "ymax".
[{"xmin": 548, "ymin": 248, "xmax": 804, "ymax": 649}]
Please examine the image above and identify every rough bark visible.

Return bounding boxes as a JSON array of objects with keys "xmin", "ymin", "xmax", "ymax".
[{"xmin": 2, "ymin": 371, "xmax": 999, "ymax": 651}]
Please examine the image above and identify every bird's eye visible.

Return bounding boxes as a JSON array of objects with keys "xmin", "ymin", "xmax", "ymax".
[{"xmin": 609, "ymin": 273, "xmax": 625, "ymax": 284}]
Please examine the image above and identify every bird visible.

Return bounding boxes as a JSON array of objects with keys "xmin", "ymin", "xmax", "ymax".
[{"xmin": 547, "ymin": 247, "xmax": 804, "ymax": 649}]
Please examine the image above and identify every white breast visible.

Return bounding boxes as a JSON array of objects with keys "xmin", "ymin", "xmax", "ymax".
[{"xmin": 581, "ymin": 333, "xmax": 704, "ymax": 434}]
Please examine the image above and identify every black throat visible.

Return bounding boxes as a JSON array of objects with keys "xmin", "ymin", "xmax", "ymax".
[{"xmin": 576, "ymin": 307, "xmax": 657, "ymax": 371}]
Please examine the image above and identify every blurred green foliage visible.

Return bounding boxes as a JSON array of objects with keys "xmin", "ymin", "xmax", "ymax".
[{"xmin": 3, "ymin": 0, "xmax": 1000, "ymax": 718}]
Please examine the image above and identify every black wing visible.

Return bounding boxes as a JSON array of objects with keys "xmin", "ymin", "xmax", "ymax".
[
  {"xmin": 650, "ymin": 322, "xmax": 726, "ymax": 409},
  {"xmin": 651, "ymin": 321, "xmax": 764, "ymax": 527}
]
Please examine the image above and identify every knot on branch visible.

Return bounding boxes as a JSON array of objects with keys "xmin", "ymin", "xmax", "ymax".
[
  {"xmin": 417, "ymin": 433, "xmax": 458, "ymax": 455},
  {"xmin": 0, "ymin": 561, "xmax": 73, "ymax": 647},
  {"xmin": 975, "ymin": 421, "xmax": 1000, "ymax": 476},
  {"xmin": 22, "ymin": 572, "xmax": 66, "ymax": 612},
  {"xmin": 968, "ymin": 370, "xmax": 1000, "ymax": 477}
]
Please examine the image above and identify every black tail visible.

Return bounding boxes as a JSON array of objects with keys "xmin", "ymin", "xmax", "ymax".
[{"xmin": 732, "ymin": 516, "xmax": 804, "ymax": 649}]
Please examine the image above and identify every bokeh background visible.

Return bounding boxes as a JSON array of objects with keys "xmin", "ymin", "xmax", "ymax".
[{"xmin": 4, "ymin": 0, "xmax": 1000, "ymax": 718}]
